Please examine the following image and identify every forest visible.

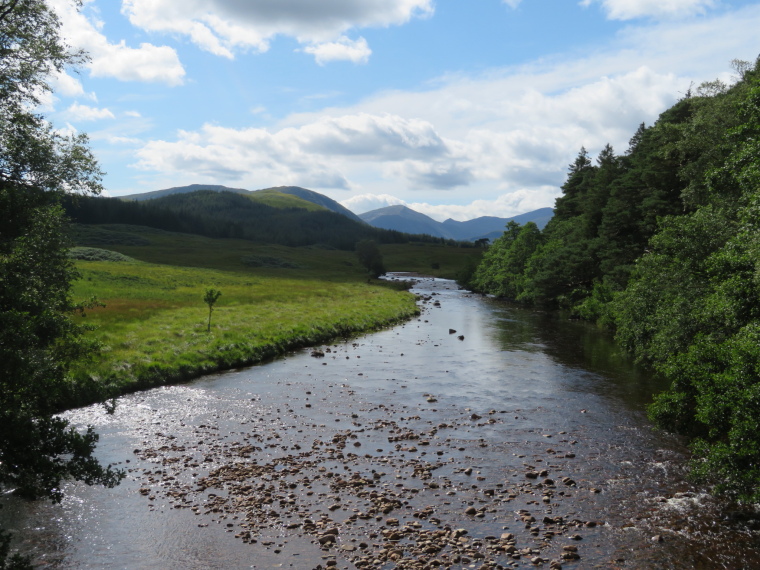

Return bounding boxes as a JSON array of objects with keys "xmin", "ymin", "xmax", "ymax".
[{"xmin": 465, "ymin": 57, "xmax": 760, "ymax": 502}]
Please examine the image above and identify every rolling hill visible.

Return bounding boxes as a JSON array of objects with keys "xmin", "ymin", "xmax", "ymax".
[
  {"xmin": 122, "ymin": 184, "xmax": 364, "ymax": 223},
  {"xmin": 119, "ymin": 183, "xmax": 554, "ymax": 243}
]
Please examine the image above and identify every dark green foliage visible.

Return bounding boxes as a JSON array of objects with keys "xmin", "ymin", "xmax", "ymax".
[
  {"xmin": 1, "ymin": 1, "xmax": 123, "ymax": 563},
  {"xmin": 469, "ymin": 221, "xmax": 542, "ymax": 300},
  {"xmin": 63, "ymin": 191, "xmax": 448, "ymax": 250},
  {"xmin": 68, "ymin": 247, "xmax": 135, "ymax": 262},
  {"xmin": 240, "ymin": 255, "xmax": 300, "ymax": 269},
  {"xmin": 355, "ymin": 239, "xmax": 386, "ymax": 277},
  {"xmin": 470, "ymin": 56, "xmax": 760, "ymax": 501},
  {"xmin": 615, "ymin": 61, "xmax": 760, "ymax": 501},
  {"xmin": 0, "ymin": 183, "xmax": 123, "ymax": 498}
]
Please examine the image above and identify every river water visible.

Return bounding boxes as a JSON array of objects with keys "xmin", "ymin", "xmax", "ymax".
[{"xmin": 3, "ymin": 275, "xmax": 759, "ymax": 569}]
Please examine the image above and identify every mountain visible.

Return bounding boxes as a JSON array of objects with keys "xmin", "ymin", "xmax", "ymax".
[
  {"xmin": 359, "ymin": 205, "xmax": 455, "ymax": 239},
  {"xmin": 360, "ymin": 206, "xmax": 554, "ymax": 242},
  {"xmin": 263, "ymin": 186, "xmax": 364, "ymax": 223},
  {"xmin": 65, "ymin": 189, "xmax": 444, "ymax": 250},
  {"xmin": 441, "ymin": 207, "xmax": 554, "ymax": 240},
  {"xmin": 121, "ymin": 184, "xmax": 364, "ymax": 224}
]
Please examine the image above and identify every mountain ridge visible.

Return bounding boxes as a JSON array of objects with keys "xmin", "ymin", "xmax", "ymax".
[
  {"xmin": 121, "ymin": 184, "xmax": 363, "ymax": 223},
  {"xmin": 359, "ymin": 205, "xmax": 553, "ymax": 242},
  {"xmin": 120, "ymin": 184, "xmax": 553, "ymax": 241}
]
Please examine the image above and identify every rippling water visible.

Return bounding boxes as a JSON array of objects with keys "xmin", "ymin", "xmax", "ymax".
[{"xmin": 3, "ymin": 275, "xmax": 759, "ymax": 568}]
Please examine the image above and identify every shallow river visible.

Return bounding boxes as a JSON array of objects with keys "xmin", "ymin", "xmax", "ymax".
[{"xmin": 3, "ymin": 275, "xmax": 759, "ymax": 569}]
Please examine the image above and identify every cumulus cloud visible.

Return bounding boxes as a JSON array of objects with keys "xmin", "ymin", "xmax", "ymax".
[
  {"xmin": 133, "ymin": 123, "xmax": 351, "ymax": 188},
  {"xmin": 121, "ymin": 0, "xmax": 433, "ymax": 62},
  {"xmin": 580, "ymin": 0, "xmax": 717, "ymax": 20},
  {"xmin": 303, "ymin": 37, "xmax": 372, "ymax": 65},
  {"xmin": 133, "ymin": 113, "xmax": 454, "ymax": 190},
  {"xmin": 130, "ymin": 66, "xmax": 686, "ymax": 199},
  {"xmin": 50, "ymin": 71, "xmax": 88, "ymax": 98},
  {"xmin": 396, "ymin": 160, "xmax": 474, "ymax": 189},
  {"xmin": 49, "ymin": 0, "xmax": 185, "ymax": 85},
  {"xmin": 297, "ymin": 114, "xmax": 448, "ymax": 159},
  {"xmin": 65, "ymin": 103, "xmax": 115, "ymax": 121}
]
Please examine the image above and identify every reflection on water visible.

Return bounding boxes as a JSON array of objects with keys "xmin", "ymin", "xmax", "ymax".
[{"xmin": 2, "ymin": 275, "xmax": 758, "ymax": 569}]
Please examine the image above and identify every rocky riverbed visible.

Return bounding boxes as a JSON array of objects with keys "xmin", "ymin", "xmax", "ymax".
[{"xmin": 5, "ymin": 275, "xmax": 760, "ymax": 568}]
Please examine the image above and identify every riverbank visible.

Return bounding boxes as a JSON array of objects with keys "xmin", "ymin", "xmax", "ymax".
[
  {"xmin": 66, "ymin": 257, "xmax": 419, "ymax": 409},
  {"xmin": 9, "ymin": 276, "xmax": 757, "ymax": 568}
]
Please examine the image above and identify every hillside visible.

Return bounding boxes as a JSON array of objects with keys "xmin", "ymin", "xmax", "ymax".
[
  {"xmin": 465, "ymin": 60, "xmax": 760, "ymax": 502},
  {"xmin": 63, "ymin": 190, "xmax": 447, "ymax": 250},
  {"xmin": 121, "ymin": 183, "xmax": 250, "ymax": 201},
  {"xmin": 360, "ymin": 205, "xmax": 554, "ymax": 241},
  {"xmin": 122, "ymin": 184, "xmax": 364, "ymax": 223},
  {"xmin": 360, "ymin": 205, "xmax": 456, "ymax": 239},
  {"xmin": 262, "ymin": 186, "xmax": 364, "ymax": 223}
]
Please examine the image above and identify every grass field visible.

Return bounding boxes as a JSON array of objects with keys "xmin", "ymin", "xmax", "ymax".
[{"xmin": 66, "ymin": 224, "xmax": 481, "ymax": 404}]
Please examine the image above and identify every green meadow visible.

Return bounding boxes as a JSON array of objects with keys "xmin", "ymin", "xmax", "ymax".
[{"xmin": 67, "ymin": 224, "xmax": 481, "ymax": 403}]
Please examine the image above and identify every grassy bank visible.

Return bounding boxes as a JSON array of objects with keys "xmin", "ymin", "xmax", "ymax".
[{"xmin": 64, "ymin": 225, "xmax": 432, "ymax": 406}]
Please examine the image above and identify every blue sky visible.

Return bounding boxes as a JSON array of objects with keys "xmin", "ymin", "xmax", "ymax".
[{"xmin": 46, "ymin": 0, "xmax": 760, "ymax": 220}]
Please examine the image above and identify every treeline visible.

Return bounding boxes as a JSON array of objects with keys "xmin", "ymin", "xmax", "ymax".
[
  {"xmin": 63, "ymin": 190, "xmax": 448, "ymax": 249},
  {"xmin": 465, "ymin": 58, "xmax": 760, "ymax": 502}
]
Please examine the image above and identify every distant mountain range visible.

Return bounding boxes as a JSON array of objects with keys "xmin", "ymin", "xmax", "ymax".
[
  {"xmin": 359, "ymin": 205, "xmax": 554, "ymax": 242},
  {"xmin": 122, "ymin": 184, "xmax": 553, "ymax": 242}
]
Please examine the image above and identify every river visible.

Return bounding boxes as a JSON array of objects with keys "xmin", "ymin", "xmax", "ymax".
[{"xmin": 3, "ymin": 275, "xmax": 759, "ymax": 569}]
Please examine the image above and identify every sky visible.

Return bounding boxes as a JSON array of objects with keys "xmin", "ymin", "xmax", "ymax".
[{"xmin": 44, "ymin": 0, "xmax": 760, "ymax": 221}]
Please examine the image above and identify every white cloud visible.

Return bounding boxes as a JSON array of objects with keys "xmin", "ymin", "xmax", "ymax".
[
  {"xmin": 297, "ymin": 113, "xmax": 448, "ymax": 159},
  {"xmin": 129, "ymin": 4, "xmax": 760, "ymax": 217},
  {"xmin": 50, "ymin": 71, "xmax": 87, "ymax": 98},
  {"xmin": 129, "ymin": 66, "xmax": 686, "ymax": 204},
  {"xmin": 121, "ymin": 0, "xmax": 433, "ymax": 63},
  {"xmin": 394, "ymin": 160, "xmax": 474, "ymax": 190},
  {"xmin": 65, "ymin": 103, "xmax": 115, "ymax": 121},
  {"xmin": 132, "ymin": 112, "xmax": 454, "ymax": 190},
  {"xmin": 303, "ymin": 37, "xmax": 372, "ymax": 65},
  {"xmin": 581, "ymin": 0, "xmax": 717, "ymax": 20},
  {"xmin": 107, "ymin": 135, "xmax": 142, "ymax": 145},
  {"xmin": 88, "ymin": 41, "xmax": 185, "ymax": 85},
  {"xmin": 406, "ymin": 189, "xmax": 562, "ymax": 222},
  {"xmin": 48, "ymin": 0, "xmax": 185, "ymax": 85}
]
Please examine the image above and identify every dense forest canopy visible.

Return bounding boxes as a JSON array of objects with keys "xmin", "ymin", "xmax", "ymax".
[{"xmin": 466, "ymin": 57, "xmax": 760, "ymax": 502}]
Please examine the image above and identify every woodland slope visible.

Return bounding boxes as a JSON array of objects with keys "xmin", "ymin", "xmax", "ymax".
[{"xmin": 465, "ymin": 58, "xmax": 760, "ymax": 503}]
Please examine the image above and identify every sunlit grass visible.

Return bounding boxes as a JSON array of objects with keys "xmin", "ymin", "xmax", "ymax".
[
  {"xmin": 64, "ymin": 224, "xmax": 479, "ymax": 404},
  {"xmin": 69, "ymin": 256, "xmax": 417, "ymax": 399}
]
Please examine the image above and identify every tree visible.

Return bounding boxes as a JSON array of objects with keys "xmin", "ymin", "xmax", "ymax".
[
  {"xmin": 355, "ymin": 239, "xmax": 386, "ymax": 277},
  {"xmin": 469, "ymin": 221, "xmax": 542, "ymax": 300},
  {"xmin": 613, "ymin": 58, "xmax": 760, "ymax": 502},
  {"xmin": 1, "ymin": 0, "xmax": 121, "ymax": 562},
  {"xmin": 203, "ymin": 288, "xmax": 222, "ymax": 332}
]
